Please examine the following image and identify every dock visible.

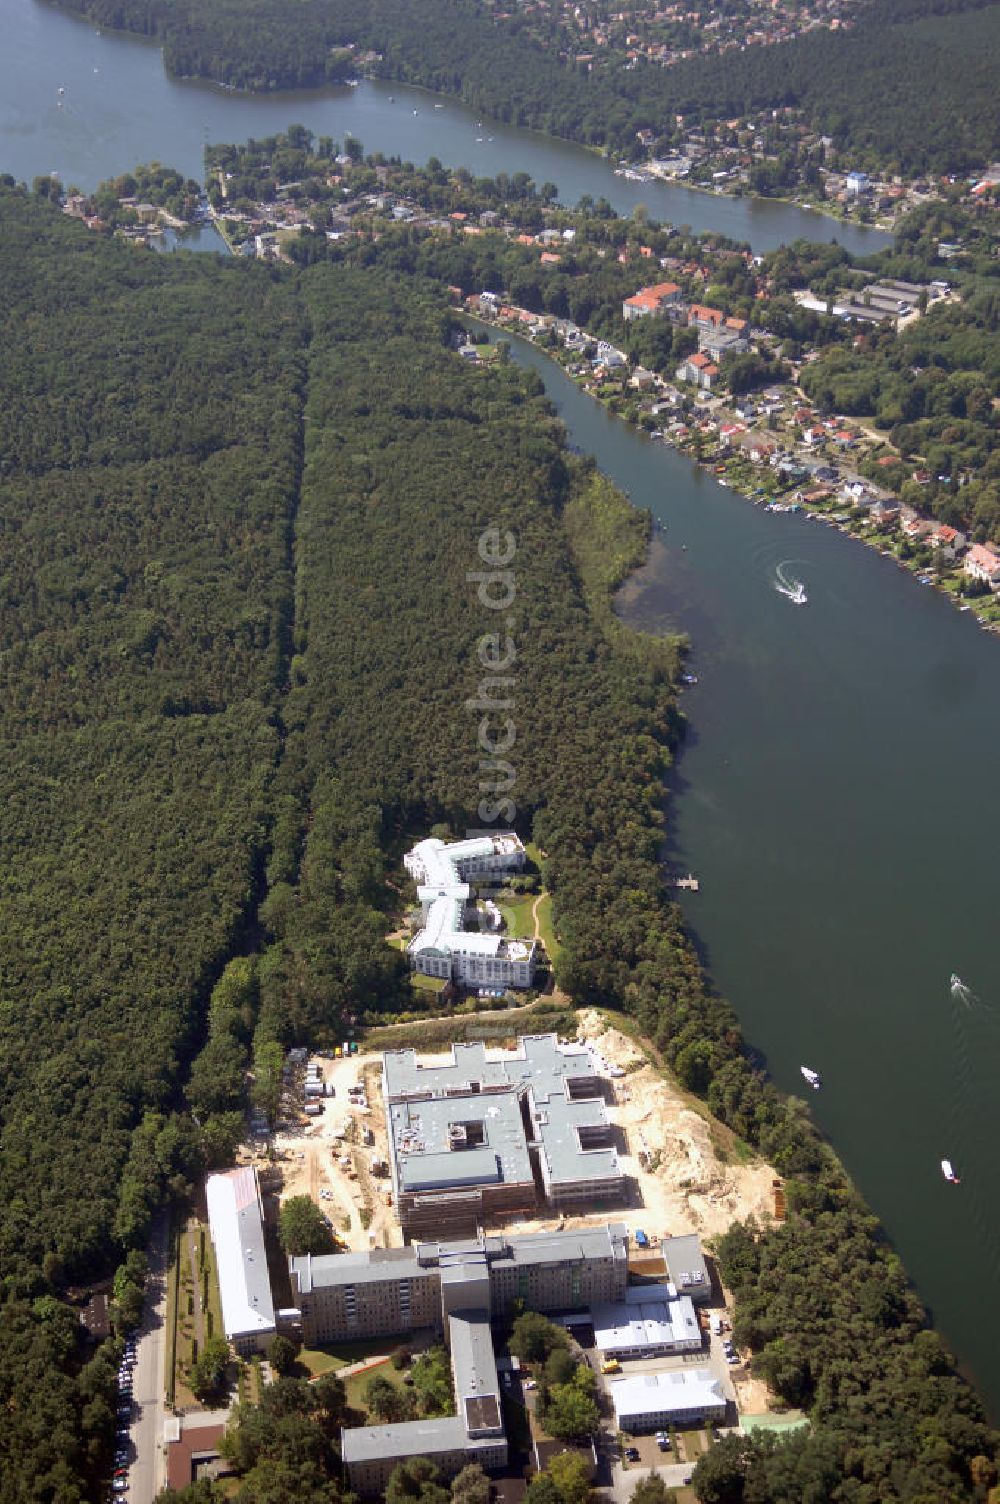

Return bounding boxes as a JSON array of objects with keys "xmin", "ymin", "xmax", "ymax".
[{"xmin": 668, "ymin": 874, "xmax": 700, "ymax": 892}]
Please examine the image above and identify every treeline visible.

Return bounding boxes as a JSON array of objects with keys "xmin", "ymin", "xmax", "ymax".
[{"xmin": 49, "ymin": 0, "xmax": 1000, "ymax": 173}]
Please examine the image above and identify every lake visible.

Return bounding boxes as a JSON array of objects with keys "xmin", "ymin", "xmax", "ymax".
[
  {"xmin": 480, "ymin": 325, "xmax": 1000, "ymax": 1419},
  {"xmin": 1, "ymin": 0, "xmax": 890, "ymax": 254}
]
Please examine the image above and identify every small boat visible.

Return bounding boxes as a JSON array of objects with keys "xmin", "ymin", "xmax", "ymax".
[
  {"xmin": 800, "ymin": 1066, "xmax": 820, "ymax": 1090},
  {"xmin": 58, "ymin": 86, "xmax": 65, "ymax": 95},
  {"xmin": 434, "ymin": 103, "xmax": 444, "ymax": 109},
  {"xmin": 941, "ymin": 1159, "xmax": 960, "ymax": 1184},
  {"xmin": 388, "ymin": 95, "xmax": 394, "ymax": 102},
  {"xmin": 950, "ymin": 973, "xmax": 963, "ymax": 993},
  {"xmin": 681, "ymin": 673, "xmax": 698, "ymax": 685}
]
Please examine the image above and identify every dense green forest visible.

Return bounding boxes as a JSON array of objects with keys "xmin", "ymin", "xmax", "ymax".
[
  {"xmin": 50, "ymin": 0, "xmax": 1000, "ymax": 172},
  {"xmin": 1, "ymin": 185, "xmax": 998, "ymax": 1502}
]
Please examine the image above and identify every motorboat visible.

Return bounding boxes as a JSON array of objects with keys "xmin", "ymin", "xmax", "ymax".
[
  {"xmin": 800, "ymin": 1066, "xmax": 820, "ymax": 1090},
  {"xmin": 941, "ymin": 1159, "xmax": 960, "ymax": 1184}
]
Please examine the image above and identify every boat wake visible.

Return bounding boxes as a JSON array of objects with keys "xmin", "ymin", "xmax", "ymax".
[
  {"xmin": 774, "ymin": 560, "xmax": 808, "ymax": 605},
  {"xmin": 950, "ymin": 973, "xmax": 978, "ymax": 1007}
]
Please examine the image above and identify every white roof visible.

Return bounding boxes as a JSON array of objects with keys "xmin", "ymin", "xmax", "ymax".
[
  {"xmin": 405, "ymin": 835, "xmax": 526, "ymax": 959},
  {"xmin": 206, "ymin": 1168, "xmax": 275, "ymax": 1341},
  {"xmin": 610, "ymin": 1368, "xmax": 725, "ymax": 1421},
  {"xmin": 593, "ymin": 1295, "xmax": 699, "ymax": 1352}
]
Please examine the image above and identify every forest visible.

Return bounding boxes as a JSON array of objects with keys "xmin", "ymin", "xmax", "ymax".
[
  {"xmin": 49, "ymin": 0, "xmax": 1000, "ymax": 173},
  {"xmin": 1, "ymin": 185, "xmax": 998, "ymax": 1503}
]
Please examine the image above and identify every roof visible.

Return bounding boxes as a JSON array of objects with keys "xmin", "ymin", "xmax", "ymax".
[
  {"xmin": 661, "ymin": 1234, "xmax": 710, "ymax": 1294},
  {"xmin": 450, "ymin": 1314, "xmax": 503, "ymax": 1434},
  {"xmin": 625, "ymin": 281, "xmax": 681, "ymax": 309},
  {"xmin": 610, "ymin": 1368, "xmax": 726, "ymax": 1420},
  {"xmin": 384, "ymin": 1035, "xmax": 622, "ymax": 1195},
  {"xmin": 206, "ymin": 1169, "xmax": 275, "ymax": 1340},
  {"xmin": 592, "ymin": 1295, "xmax": 700, "ymax": 1352},
  {"xmin": 291, "ymin": 1244, "xmax": 424, "ymax": 1296},
  {"xmin": 342, "ymin": 1415, "xmax": 471, "ymax": 1464},
  {"xmin": 403, "ymin": 835, "xmax": 534, "ymax": 962}
]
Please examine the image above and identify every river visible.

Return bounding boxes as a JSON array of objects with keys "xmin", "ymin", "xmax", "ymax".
[
  {"xmin": 477, "ymin": 324, "xmax": 1000, "ymax": 1417},
  {"xmin": 4, "ymin": 0, "xmax": 997, "ymax": 1423},
  {"xmin": 1, "ymin": 0, "xmax": 891, "ymax": 255}
]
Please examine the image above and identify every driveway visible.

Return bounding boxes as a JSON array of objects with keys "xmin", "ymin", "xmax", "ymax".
[{"xmin": 125, "ymin": 1211, "xmax": 171, "ymax": 1504}]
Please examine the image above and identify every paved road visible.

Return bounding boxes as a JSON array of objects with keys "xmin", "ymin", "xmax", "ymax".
[{"xmin": 125, "ymin": 1212, "xmax": 171, "ymax": 1504}]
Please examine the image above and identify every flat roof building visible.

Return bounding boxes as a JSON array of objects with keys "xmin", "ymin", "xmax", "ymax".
[
  {"xmin": 404, "ymin": 835, "xmax": 537, "ymax": 988},
  {"xmin": 662, "ymin": 1234, "xmax": 712, "ymax": 1303},
  {"xmin": 205, "ymin": 1168, "xmax": 275, "ymax": 1356},
  {"xmin": 290, "ymin": 1222, "xmax": 630, "ymax": 1347},
  {"xmin": 610, "ymin": 1369, "xmax": 727, "ymax": 1431},
  {"xmin": 383, "ymin": 1035, "xmax": 625, "ymax": 1238},
  {"xmin": 592, "ymin": 1292, "xmax": 701, "ymax": 1358}
]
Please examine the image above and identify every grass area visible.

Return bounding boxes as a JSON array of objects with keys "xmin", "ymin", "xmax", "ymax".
[
  {"xmin": 409, "ymin": 972, "xmax": 447, "ymax": 995},
  {"xmin": 341, "ymin": 1357, "xmax": 408, "ymax": 1413},
  {"xmin": 297, "ymin": 1336, "xmax": 406, "ymax": 1381},
  {"xmin": 163, "ymin": 1216, "xmax": 181, "ymax": 1407},
  {"xmin": 167, "ymin": 1215, "xmax": 226, "ymax": 1408},
  {"xmin": 533, "ymin": 892, "xmax": 562, "ymax": 963},
  {"xmin": 497, "ymin": 892, "xmax": 535, "ymax": 939}
]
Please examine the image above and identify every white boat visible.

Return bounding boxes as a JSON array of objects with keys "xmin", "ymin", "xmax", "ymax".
[
  {"xmin": 949, "ymin": 973, "xmax": 963, "ymax": 992},
  {"xmin": 800, "ymin": 1066, "xmax": 820, "ymax": 1090},
  {"xmin": 941, "ymin": 1159, "xmax": 960, "ymax": 1184}
]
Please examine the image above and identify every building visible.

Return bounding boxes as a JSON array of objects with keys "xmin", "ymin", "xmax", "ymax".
[
  {"xmin": 592, "ymin": 1290, "xmax": 701, "ymax": 1358},
  {"xmin": 289, "ymin": 1222, "xmax": 630, "ymax": 1346},
  {"xmin": 964, "ymin": 542, "xmax": 1000, "ymax": 589},
  {"xmin": 662, "ymin": 1234, "xmax": 712, "ymax": 1303},
  {"xmin": 404, "ymin": 835, "xmax": 537, "ymax": 988},
  {"xmin": 382, "ymin": 1036, "xmax": 625, "ymax": 1238},
  {"xmin": 675, "ymin": 352, "xmax": 718, "ymax": 391},
  {"xmin": 342, "ymin": 1313, "xmax": 508, "ymax": 1495},
  {"xmin": 622, "ymin": 281, "xmax": 683, "ymax": 321},
  {"xmin": 610, "ymin": 1369, "xmax": 727, "ymax": 1431},
  {"xmin": 205, "ymin": 1168, "xmax": 276, "ymax": 1356}
]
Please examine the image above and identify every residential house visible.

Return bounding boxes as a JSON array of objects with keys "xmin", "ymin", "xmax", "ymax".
[
  {"xmin": 675, "ymin": 353, "xmax": 718, "ymax": 391},
  {"xmin": 963, "ymin": 543, "xmax": 1000, "ymax": 589},
  {"xmin": 929, "ymin": 523, "xmax": 965, "ymax": 558},
  {"xmin": 869, "ymin": 498, "xmax": 901, "ymax": 529},
  {"xmin": 622, "ymin": 281, "xmax": 683, "ymax": 321}
]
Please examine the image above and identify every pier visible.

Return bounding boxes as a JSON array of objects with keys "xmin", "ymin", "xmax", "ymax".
[{"xmin": 668, "ymin": 874, "xmax": 700, "ymax": 891}]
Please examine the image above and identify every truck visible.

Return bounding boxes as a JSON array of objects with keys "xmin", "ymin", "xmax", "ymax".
[{"xmin": 634, "ymin": 1228, "xmax": 649, "ymax": 1249}]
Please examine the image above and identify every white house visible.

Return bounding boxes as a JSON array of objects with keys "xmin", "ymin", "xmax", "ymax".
[{"xmin": 964, "ymin": 542, "xmax": 1000, "ymax": 589}]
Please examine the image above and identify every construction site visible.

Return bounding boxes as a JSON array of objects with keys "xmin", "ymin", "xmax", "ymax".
[{"xmin": 239, "ymin": 1012, "xmax": 780, "ymax": 1259}]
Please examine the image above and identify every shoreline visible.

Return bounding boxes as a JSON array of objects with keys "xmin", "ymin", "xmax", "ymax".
[{"xmin": 468, "ymin": 313, "xmax": 1000, "ymax": 636}]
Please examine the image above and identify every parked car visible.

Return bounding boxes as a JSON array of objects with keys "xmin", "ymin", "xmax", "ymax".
[{"xmin": 624, "ymin": 1447, "xmax": 640, "ymax": 1462}]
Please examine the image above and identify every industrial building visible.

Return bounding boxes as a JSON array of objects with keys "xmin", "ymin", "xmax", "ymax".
[
  {"xmin": 662, "ymin": 1233, "xmax": 712, "ymax": 1303},
  {"xmin": 289, "ymin": 1222, "xmax": 630, "ymax": 1346},
  {"xmin": 382, "ymin": 1034, "xmax": 625, "ymax": 1238},
  {"xmin": 592, "ymin": 1289, "xmax": 702, "ymax": 1359},
  {"xmin": 403, "ymin": 834, "xmax": 537, "ymax": 987},
  {"xmin": 609, "ymin": 1369, "xmax": 727, "ymax": 1431},
  {"xmin": 205, "ymin": 1167, "xmax": 276, "ymax": 1356},
  {"xmin": 342, "ymin": 1313, "xmax": 508, "ymax": 1494}
]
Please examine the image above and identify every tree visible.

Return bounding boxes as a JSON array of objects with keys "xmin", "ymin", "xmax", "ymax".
[
  {"xmin": 364, "ymin": 1373, "xmax": 414, "ymax": 1424},
  {"xmin": 385, "ymin": 1456, "xmax": 450, "ymax": 1504},
  {"xmin": 691, "ymin": 1434, "xmax": 753, "ymax": 1503},
  {"xmin": 189, "ymin": 1337, "xmax": 231, "ymax": 1403},
  {"xmin": 524, "ymin": 1477, "xmax": 563, "ymax": 1504},
  {"xmin": 278, "ymin": 1196, "xmax": 336, "ymax": 1257},
  {"xmin": 629, "ymin": 1477, "xmax": 672, "ymax": 1504},
  {"xmin": 450, "ymin": 1462, "xmax": 491, "ymax": 1504},
  {"xmin": 541, "ymin": 1376, "xmax": 599, "ymax": 1441},
  {"xmin": 547, "ymin": 1451, "xmax": 593, "ymax": 1504},
  {"xmin": 268, "ymin": 1335, "xmax": 298, "ymax": 1377},
  {"xmin": 509, "ymin": 1311, "xmax": 568, "ymax": 1363}
]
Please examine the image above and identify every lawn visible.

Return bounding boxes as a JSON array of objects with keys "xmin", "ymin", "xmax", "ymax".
[
  {"xmin": 342, "ymin": 1358, "xmax": 409, "ymax": 1413},
  {"xmin": 297, "ymin": 1337, "xmax": 408, "ymax": 1381},
  {"xmin": 532, "ymin": 892, "xmax": 561, "ymax": 963}
]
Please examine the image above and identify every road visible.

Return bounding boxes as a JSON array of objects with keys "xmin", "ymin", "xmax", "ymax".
[{"xmin": 126, "ymin": 1211, "xmax": 171, "ymax": 1504}]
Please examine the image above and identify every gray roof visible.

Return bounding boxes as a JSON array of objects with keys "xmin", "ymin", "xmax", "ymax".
[
  {"xmin": 342, "ymin": 1415, "xmax": 471, "ymax": 1464},
  {"xmin": 291, "ymin": 1245, "xmax": 424, "ymax": 1296},
  {"xmin": 449, "ymin": 1314, "xmax": 503, "ymax": 1434},
  {"xmin": 389, "ymin": 1092, "xmax": 532, "ymax": 1192},
  {"xmin": 384, "ymin": 1034, "xmax": 621, "ymax": 1198},
  {"xmin": 662, "ymin": 1234, "xmax": 709, "ymax": 1292}
]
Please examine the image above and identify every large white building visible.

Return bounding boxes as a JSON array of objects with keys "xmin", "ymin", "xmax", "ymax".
[
  {"xmin": 592, "ymin": 1289, "xmax": 702, "ymax": 1358},
  {"xmin": 610, "ymin": 1369, "xmax": 727, "ymax": 1431},
  {"xmin": 403, "ymin": 834, "xmax": 537, "ymax": 987},
  {"xmin": 205, "ymin": 1167, "xmax": 276, "ymax": 1356}
]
